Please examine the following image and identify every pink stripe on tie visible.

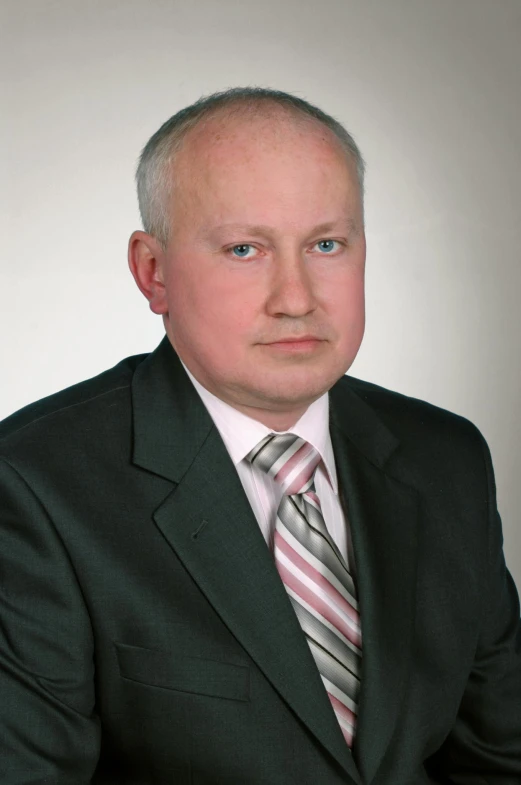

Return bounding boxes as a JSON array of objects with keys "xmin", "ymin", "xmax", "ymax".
[
  {"xmin": 275, "ymin": 553, "xmax": 362, "ymax": 651},
  {"xmin": 275, "ymin": 531, "xmax": 360, "ymax": 628},
  {"xmin": 328, "ymin": 693, "xmax": 356, "ymax": 746},
  {"xmin": 327, "ymin": 692, "xmax": 357, "ymax": 726},
  {"xmin": 339, "ymin": 724, "xmax": 353, "ymax": 747},
  {"xmin": 274, "ymin": 441, "xmax": 312, "ymax": 482},
  {"xmin": 305, "ymin": 490, "xmax": 321, "ymax": 508},
  {"xmin": 284, "ymin": 455, "xmax": 322, "ymax": 495}
]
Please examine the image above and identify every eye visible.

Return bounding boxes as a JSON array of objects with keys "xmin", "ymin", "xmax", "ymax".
[
  {"xmin": 314, "ymin": 239, "xmax": 342, "ymax": 254},
  {"xmin": 227, "ymin": 244, "xmax": 257, "ymax": 259}
]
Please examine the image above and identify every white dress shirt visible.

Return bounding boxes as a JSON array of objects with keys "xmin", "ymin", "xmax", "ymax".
[{"xmin": 180, "ymin": 360, "xmax": 351, "ymax": 567}]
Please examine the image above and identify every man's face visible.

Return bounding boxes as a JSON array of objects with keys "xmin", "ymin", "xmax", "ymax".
[{"xmin": 158, "ymin": 114, "xmax": 366, "ymax": 425}]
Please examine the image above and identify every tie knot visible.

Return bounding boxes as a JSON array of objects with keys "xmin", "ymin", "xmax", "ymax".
[{"xmin": 247, "ymin": 433, "xmax": 322, "ymax": 496}]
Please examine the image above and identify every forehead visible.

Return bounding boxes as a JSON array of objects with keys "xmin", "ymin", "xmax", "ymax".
[{"xmin": 168, "ymin": 111, "xmax": 361, "ymax": 237}]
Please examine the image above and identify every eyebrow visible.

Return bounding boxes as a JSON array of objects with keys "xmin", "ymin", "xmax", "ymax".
[{"xmin": 202, "ymin": 219, "xmax": 358, "ymax": 240}]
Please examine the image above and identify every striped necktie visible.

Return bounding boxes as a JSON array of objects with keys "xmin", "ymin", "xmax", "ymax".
[{"xmin": 247, "ymin": 432, "xmax": 361, "ymax": 747}]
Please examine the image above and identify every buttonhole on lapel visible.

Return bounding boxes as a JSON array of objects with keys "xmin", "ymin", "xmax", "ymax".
[{"xmin": 191, "ymin": 519, "xmax": 208, "ymax": 540}]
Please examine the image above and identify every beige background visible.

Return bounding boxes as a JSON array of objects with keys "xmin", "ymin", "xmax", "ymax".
[{"xmin": 2, "ymin": 0, "xmax": 520, "ymax": 588}]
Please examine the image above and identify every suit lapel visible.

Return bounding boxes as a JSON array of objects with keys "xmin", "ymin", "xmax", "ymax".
[
  {"xmin": 132, "ymin": 338, "xmax": 419, "ymax": 784},
  {"xmin": 330, "ymin": 384, "xmax": 419, "ymax": 784},
  {"xmin": 132, "ymin": 339, "xmax": 361, "ymax": 784}
]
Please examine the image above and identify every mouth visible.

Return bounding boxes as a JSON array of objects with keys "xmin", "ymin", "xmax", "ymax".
[{"xmin": 262, "ymin": 337, "xmax": 324, "ymax": 352}]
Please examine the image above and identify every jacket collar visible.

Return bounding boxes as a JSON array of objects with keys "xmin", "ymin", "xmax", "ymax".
[{"xmin": 132, "ymin": 335, "xmax": 400, "ymax": 482}]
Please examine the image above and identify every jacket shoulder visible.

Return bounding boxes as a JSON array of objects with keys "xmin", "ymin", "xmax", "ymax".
[
  {"xmin": 340, "ymin": 373, "xmax": 483, "ymax": 446},
  {"xmin": 0, "ymin": 352, "xmax": 148, "ymax": 448}
]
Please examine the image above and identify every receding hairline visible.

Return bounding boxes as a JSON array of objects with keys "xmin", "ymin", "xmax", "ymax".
[
  {"xmin": 136, "ymin": 90, "xmax": 366, "ymax": 247},
  {"xmin": 175, "ymin": 98, "xmax": 345, "ymax": 144},
  {"xmin": 172, "ymin": 104, "xmax": 357, "ymax": 178}
]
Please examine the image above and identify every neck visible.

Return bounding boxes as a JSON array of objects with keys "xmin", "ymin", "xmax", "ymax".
[{"xmin": 229, "ymin": 402, "xmax": 308, "ymax": 433}]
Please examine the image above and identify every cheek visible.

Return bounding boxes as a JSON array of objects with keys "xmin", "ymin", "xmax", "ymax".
[
  {"xmin": 325, "ymin": 273, "xmax": 365, "ymax": 358},
  {"xmin": 204, "ymin": 286, "xmax": 256, "ymax": 335},
  {"xmin": 327, "ymin": 270, "xmax": 365, "ymax": 321},
  {"xmin": 168, "ymin": 269, "xmax": 257, "ymax": 347}
]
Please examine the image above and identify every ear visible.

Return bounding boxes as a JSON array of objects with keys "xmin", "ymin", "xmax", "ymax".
[{"xmin": 128, "ymin": 230, "xmax": 168, "ymax": 315}]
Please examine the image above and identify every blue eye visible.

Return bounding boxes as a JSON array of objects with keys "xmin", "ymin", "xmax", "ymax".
[
  {"xmin": 227, "ymin": 240, "xmax": 341, "ymax": 259},
  {"xmin": 230, "ymin": 244, "xmax": 254, "ymax": 258},
  {"xmin": 315, "ymin": 240, "xmax": 339, "ymax": 253}
]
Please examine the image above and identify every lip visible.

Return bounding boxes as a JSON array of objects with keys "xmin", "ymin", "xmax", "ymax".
[
  {"xmin": 263, "ymin": 337, "xmax": 323, "ymax": 352},
  {"xmin": 266, "ymin": 335, "xmax": 321, "ymax": 344}
]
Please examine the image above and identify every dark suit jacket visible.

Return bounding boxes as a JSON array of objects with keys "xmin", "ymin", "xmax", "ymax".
[{"xmin": 1, "ymin": 337, "xmax": 520, "ymax": 785}]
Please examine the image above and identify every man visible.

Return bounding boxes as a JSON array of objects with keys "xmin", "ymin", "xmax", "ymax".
[{"xmin": 1, "ymin": 87, "xmax": 520, "ymax": 784}]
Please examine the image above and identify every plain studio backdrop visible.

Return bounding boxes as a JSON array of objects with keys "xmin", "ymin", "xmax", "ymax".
[{"xmin": 2, "ymin": 1, "xmax": 520, "ymax": 588}]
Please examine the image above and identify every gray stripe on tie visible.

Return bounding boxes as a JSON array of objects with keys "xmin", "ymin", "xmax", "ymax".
[
  {"xmin": 278, "ymin": 496, "xmax": 358, "ymax": 602},
  {"xmin": 288, "ymin": 594, "xmax": 362, "ymax": 672},
  {"xmin": 307, "ymin": 637, "xmax": 361, "ymax": 704}
]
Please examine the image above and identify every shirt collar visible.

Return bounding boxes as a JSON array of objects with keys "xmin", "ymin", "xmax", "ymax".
[{"xmin": 180, "ymin": 359, "xmax": 338, "ymax": 494}]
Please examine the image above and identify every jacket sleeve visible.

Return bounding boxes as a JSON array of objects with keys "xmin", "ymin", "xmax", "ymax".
[
  {"xmin": 428, "ymin": 431, "xmax": 521, "ymax": 784},
  {"xmin": 0, "ymin": 458, "xmax": 100, "ymax": 784}
]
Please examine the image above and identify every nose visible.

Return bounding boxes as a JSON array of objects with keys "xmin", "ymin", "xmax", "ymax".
[{"xmin": 265, "ymin": 251, "xmax": 318, "ymax": 318}]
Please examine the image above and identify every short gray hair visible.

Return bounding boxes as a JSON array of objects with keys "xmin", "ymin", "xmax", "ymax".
[{"xmin": 136, "ymin": 86, "xmax": 366, "ymax": 248}]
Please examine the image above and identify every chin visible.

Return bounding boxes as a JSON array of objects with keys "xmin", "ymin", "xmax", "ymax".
[{"xmin": 255, "ymin": 369, "xmax": 336, "ymax": 405}]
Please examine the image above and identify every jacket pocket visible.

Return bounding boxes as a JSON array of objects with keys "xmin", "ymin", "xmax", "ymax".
[{"xmin": 114, "ymin": 642, "xmax": 250, "ymax": 702}]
